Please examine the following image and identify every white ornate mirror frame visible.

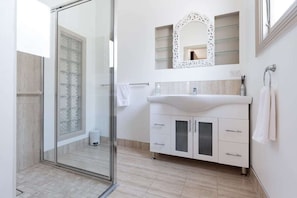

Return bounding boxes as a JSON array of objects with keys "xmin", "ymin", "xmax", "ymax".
[{"xmin": 173, "ymin": 12, "xmax": 214, "ymax": 68}]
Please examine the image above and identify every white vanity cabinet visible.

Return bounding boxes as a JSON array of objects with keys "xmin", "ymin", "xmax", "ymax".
[
  {"xmin": 218, "ymin": 118, "xmax": 249, "ymax": 168},
  {"xmin": 150, "ymin": 114, "xmax": 171, "ymax": 155},
  {"xmin": 170, "ymin": 116, "xmax": 218, "ymax": 162},
  {"xmin": 148, "ymin": 98, "xmax": 251, "ymax": 174}
]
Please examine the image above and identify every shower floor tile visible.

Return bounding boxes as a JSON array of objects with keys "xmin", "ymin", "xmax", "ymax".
[{"xmin": 16, "ymin": 163, "xmax": 110, "ymax": 198}]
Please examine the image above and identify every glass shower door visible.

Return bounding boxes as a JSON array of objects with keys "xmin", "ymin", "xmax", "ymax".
[{"xmin": 43, "ymin": 0, "xmax": 115, "ymax": 181}]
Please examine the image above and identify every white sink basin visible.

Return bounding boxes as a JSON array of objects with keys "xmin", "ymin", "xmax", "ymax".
[{"xmin": 147, "ymin": 94, "xmax": 252, "ymax": 112}]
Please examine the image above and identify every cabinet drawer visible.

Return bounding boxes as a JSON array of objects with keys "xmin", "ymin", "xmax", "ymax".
[
  {"xmin": 150, "ymin": 134, "xmax": 170, "ymax": 154},
  {"xmin": 219, "ymin": 141, "xmax": 248, "ymax": 168},
  {"xmin": 219, "ymin": 118, "xmax": 249, "ymax": 143},
  {"xmin": 151, "ymin": 114, "xmax": 171, "ymax": 135}
]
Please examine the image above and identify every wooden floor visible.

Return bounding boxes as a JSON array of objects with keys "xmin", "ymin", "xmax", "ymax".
[
  {"xmin": 17, "ymin": 146, "xmax": 259, "ymax": 198},
  {"xmin": 110, "ymin": 147, "xmax": 259, "ymax": 198}
]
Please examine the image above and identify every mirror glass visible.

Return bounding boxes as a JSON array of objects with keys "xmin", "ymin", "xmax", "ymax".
[
  {"xmin": 173, "ymin": 12, "xmax": 214, "ymax": 68},
  {"xmin": 180, "ymin": 21, "xmax": 207, "ymax": 61}
]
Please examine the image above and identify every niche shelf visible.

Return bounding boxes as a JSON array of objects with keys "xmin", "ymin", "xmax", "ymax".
[
  {"xmin": 155, "ymin": 25, "xmax": 173, "ymax": 69},
  {"xmin": 215, "ymin": 12, "xmax": 239, "ymax": 65}
]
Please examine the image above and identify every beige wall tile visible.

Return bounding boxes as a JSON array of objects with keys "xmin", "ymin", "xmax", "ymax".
[
  {"xmin": 17, "ymin": 52, "xmax": 42, "ymax": 172},
  {"xmin": 157, "ymin": 80, "xmax": 241, "ymax": 95}
]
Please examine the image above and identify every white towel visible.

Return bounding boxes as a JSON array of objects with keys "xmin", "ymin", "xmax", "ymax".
[
  {"xmin": 269, "ymin": 88, "xmax": 276, "ymax": 141},
  {"xmin": 117, "ymin": 83, "xmax": 130, "ymax": 107},
  {"xmin": 252, "ymin": 86, "xmax": 276, "ymax": 143}
]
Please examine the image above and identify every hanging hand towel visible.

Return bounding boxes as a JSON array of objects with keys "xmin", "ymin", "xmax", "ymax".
[
  {"xmin": 117, "ymin": 83, "xmax": 130, "ymax": 107},
  {"xmin": 269, "ymin": 87, "xmax": 276, "ymax": 141},
  {"xmin": 252, "ymin": 86, "xmax": 276, "ymax": 143}
]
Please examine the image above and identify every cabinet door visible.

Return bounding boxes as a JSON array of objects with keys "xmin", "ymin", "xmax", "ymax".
[
  {"xmin": 171, "ymin": 116, "xmax": 192, "ymax": 158},
  {"xmin": 193, "ymin": 117, "xmax": 218, "ymax": 162}
]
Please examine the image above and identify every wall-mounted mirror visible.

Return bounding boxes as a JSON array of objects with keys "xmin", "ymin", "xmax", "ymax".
[{"xmin": 173, "ymin": 12, "xmax": 214, "ymax": 68}]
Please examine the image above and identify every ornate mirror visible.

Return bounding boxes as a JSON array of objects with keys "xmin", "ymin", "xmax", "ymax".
[{"xmin": 173, "ymin": 12, "xmax": 214, "ymax": 68}]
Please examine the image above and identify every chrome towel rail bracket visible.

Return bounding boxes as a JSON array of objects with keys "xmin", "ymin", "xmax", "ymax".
[{"xmin": 263, "ymin": 64, "xmax": 276, "ymax": 87}]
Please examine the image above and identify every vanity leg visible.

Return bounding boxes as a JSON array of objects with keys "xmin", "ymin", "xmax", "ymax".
[
  {"xmin": 241, "ymin": 167, "xmax": 247, "ymax": 175},
  {"xmin": 151, "ymin": 152, "xmax": 156, "ymax": 159}
]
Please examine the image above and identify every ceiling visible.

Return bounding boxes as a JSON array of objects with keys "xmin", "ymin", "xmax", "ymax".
[{"xmin": 38, "ymin": 0, "xmax": 74, "ymax": 9}]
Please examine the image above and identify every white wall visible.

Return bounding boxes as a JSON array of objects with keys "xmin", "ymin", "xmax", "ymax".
[
  {"xmin": 94, "ymin": 0, "xmax": 113, "ymax": 138},
  {"xmin": 38, "ymin": 0, "xmax": 70, "ymax": 8},
  {"xmin": 245, "ymin": 1, "xmax": 297, "ymax": 197},
  {"xmin": 0, "ymin": 1, "xmax": 16, "ymax": 197},
  {"xmin": 117, "ymin": 0, "xmax": 245, "ymax": 142},
  {"xmin": 17, "ymin": 0, "xmax": 50, "ymax": 57},
  {"xmin": 43, "ymin": 13, "xmax": 57, "ymax": 151}
]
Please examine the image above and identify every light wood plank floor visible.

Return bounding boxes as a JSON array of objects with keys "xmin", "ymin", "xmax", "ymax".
[
  {"xmin": 17, "ymin": 146, "xmax": 259, "ymax": 198},
  {"xmin": 110, "ymin": 147, "xmax": 259, "ymax": 198}
]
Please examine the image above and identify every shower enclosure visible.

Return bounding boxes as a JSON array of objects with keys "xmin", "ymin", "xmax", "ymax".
[{"xmin": 42, "ymin": 0, "xmax": 116, "ymax": 196}]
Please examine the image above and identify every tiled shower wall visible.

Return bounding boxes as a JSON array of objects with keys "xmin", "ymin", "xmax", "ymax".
[
  {"xmin": 155, "ymin": 80, "xmax": 241, "ymax": 95},
  {"xmin": 17, "ymin": 52, "xmax": 42, "ymax": 172}
]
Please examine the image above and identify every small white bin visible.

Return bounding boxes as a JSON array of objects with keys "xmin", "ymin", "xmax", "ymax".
[{"xmin": 89, "ymin": 130, "xmax": 100, "ymax": 146}]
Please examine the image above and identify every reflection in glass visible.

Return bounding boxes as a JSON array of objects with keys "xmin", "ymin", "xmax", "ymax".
[
  {"xmin": 43, "ymin": 0, "xmax": 113, "ymax": 179},
  {"xmin": 198, "ymin": 122, "xmax": 212, "ymax": 156},
  {"xmin": 58, "ymin": 28, "xmax": 83, "ymax": 139},
  {"xmin": 180, "ymin": 21, "xmax": 208, "ymax": 61},
  {"xmin": 175, "ymin": 121, "xmax": 188, "ymax": 152}
]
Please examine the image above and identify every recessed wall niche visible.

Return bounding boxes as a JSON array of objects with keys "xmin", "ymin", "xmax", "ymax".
[
  {"xmin": 215, "ymin": 12, "xmax": 239, "ymax": 65},
  {"xmin": 155, "ymin": 12, "xmax": 240, "ymax": 69},
  {"xmin": 155, "ymin": 25, "xmax": 173, "ymax": 69}
]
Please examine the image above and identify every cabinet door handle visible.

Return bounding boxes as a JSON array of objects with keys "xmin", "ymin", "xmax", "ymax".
[
  {"xmin": 194, "ymin": 120, "xmax": 197, "ymax": 133},
  {"xmin": 154, "ymin": 143, "xmax": 165, "ymax": 146},
  {"xmin": 154, "ymin": 123, "xmax": 165, "ymax": 127},
  {"xmin": 226, "ymin": 152, "xmax": 242, "ymax": 157},
  {"xmin": 225, "ymin": 129, "xmax": 242, "ymax": 133}
]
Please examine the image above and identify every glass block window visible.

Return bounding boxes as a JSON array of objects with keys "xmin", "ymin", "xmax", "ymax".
[{"xmin": 58, "ymin": 26, "xmax": 85, "ymax": 140}]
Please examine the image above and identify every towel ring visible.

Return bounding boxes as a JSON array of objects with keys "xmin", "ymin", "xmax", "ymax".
[{"xmin": 263, "ymin": 64, "xmax": 276, "ymax": 87}]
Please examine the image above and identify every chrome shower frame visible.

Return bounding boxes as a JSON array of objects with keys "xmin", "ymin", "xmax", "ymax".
[{"xmin": 40, "ymin": 0, "xmax": 117, "ymax": 196}]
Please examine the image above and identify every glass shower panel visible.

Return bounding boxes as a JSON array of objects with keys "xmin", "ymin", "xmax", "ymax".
[
  {"xmin": 57, "ymin": 27, "xmax": 84, "ymax": 140},
  {"xmin": 43, "ymin": 11, "xmax": 58, "ymax": 163},
  {"xmin": 56, "ymin": 0, "xmax": 111, "ymax": 177},
  {"xmin": 43, "ymin": 0, "xmax": 114, "ymax": 180}
]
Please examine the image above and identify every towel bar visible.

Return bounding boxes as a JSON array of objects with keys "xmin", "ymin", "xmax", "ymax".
[
  {"xmin": 101, "ymin": 82, "xmax": 150, "ymax": 87},
  {"xmin": 263, "ymin": 64, "xmax": 276, "ymax": 87},
  {"xmin": 129, "ymin": 82, "xmax": 150, "ymax": 86}
]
